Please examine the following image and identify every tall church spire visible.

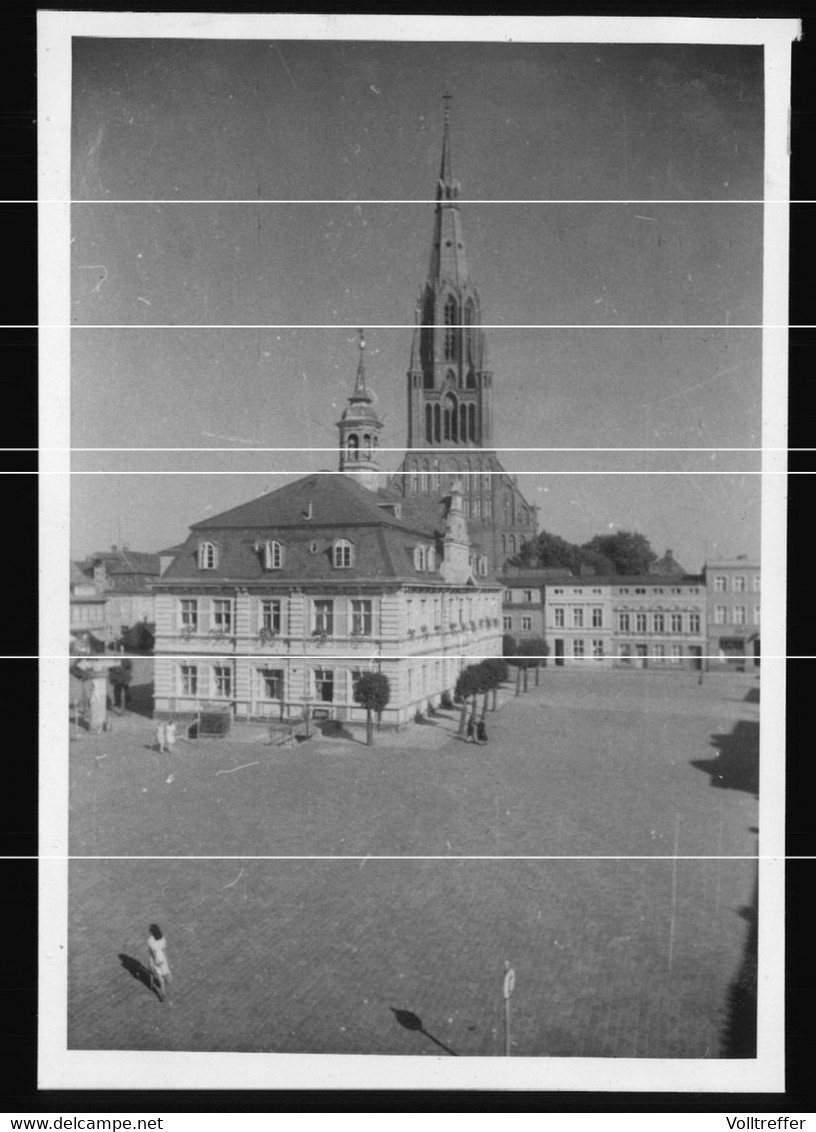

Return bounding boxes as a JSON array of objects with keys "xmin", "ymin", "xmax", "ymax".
[
  {"xmin": 406, "ymin": 96, "xmax": 491, "ymax": 452},
  {"xmin": 429, "ymin": 93, "xmax": 468, "ymax": 287}
]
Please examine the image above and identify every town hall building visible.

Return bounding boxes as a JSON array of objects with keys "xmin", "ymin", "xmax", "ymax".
[{"xmin": 152, "ymin": 335, "xmax": 502, "ymax": 730}]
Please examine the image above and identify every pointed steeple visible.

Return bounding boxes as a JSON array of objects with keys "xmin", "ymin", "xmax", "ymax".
[
  {"xmin": 438, "ymin": 93, "xmax": 455, "ymax": 197},
  {"xmin": 429, "ymin": 94, "xmax": 468, "ymax": 287},
  {"xmin": 337, "ymin": 330, "xmax": 382, "ymax": 490}
]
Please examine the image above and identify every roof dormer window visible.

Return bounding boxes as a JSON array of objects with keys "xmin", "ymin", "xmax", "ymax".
[
  {"xmin": 414, "ymin": 545, "xmax": 428, "ymax": 572},
  {"xmin": 332, "ymin": 538, "xmax": 354, "ymax": 569},
  {"xmin": 259, "ymin": 539, "xmax": 284, "ymax": 571},
  {"xmin": 198, "ymin": 541, "xmax": 218, "ymax": 570}
]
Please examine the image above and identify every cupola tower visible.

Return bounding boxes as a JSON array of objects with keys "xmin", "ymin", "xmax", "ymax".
[{"xmin": 337, "ymin": 330, "xmax": 383, "ymax": 491}]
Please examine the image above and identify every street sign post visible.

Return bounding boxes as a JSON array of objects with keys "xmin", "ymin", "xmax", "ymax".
[{"xmin": 503, "ymin": 962, "xmax": 515, "ymax": 1056}]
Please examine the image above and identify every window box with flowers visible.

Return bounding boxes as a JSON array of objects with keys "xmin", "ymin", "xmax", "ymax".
[
  {"xmin": 257, "ymin": 627, "xmax": 280, "ymax": 645},
  {"xmin": 407, "ymin": 628, "xmax": 416, "ymax": 639},
  {"xmin": 420, "ymin": 624, "xmax": 429, "ymax": 636},
  {"xmin": 208, "ymin": 628, "xmax": 232, "ymax": 643}
]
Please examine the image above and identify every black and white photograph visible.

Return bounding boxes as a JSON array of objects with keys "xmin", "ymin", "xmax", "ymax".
[{"xmin": 38, "ymin": 12, "xmax": 793, "ymax": 1092}]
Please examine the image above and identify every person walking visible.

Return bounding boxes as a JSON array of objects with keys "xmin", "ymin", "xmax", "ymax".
[
  {"xmin": 476, "ymin": 719, "xmax": 488, "ymax": 745},
  {"xmin": 466, "ymin": 718, "xmax": 475, "ymax": 743},
  {"xmin": 164, "ymin": 721, "xmax": 177, "ymax": 754},
  {"xmin": 147, "ymin": 923, "xmax": 172, "ymax": 1002},
  {"xmin": 155, "ymin": 722, "xmax": 167, "ymax": 753}
]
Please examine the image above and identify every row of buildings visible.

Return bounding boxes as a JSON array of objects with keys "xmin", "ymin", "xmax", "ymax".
[
  {"xmin": 70, "ymin": 549, "xmax": 160, "ymax": 651},
  {"xmin": 502, "ymin": 555, "xmax": 760, "ymax": 670}
]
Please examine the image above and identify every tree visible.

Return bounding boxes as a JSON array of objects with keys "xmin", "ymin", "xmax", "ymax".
[
  {"xmin": 480, "ymin": 657, "xmax": 510, "ymax": 711},
  {"xmin": 353, "ymin": 672, "xmax": 391, "ymax": 746},
  {"xmin": 502, "ymin": 633, "xmax": 517, "ymax": 659},
  {"xmin": 454, "ymin": 664, "xmax": 485, "ymax": 738},
  {"xmin": 518, "ymin": 637, "xmax": 548, "ymax": 686},
  {"xmin": 581, "ymin": 531, "xmax": 656, "ymax": 576},
  {"xmin": 508, "ymin": 529, "xmax": 581, "ymax": 571}
]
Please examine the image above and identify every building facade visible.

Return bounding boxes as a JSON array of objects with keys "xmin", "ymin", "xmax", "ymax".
[
  {"xmin": 153, "ymin": 452, "xmax": 501, "ymax": 730},
  {"xmin": 392, "ymin": 102, "xmax": 537, "ymax": 571},
  {"xmin": 500, "ymin": 568, "xmax": 573, "ymax": 644},
  {"xmin": 609, "ymin": 576, "xmax": 707, "ymax": 669},
  {"xmin": 704, "ymin": 556, "xmax": 761, "ymax": 669},
  {"xmin": 73, "ymin": 548, "xmax": 160, "ymax": 644},
  {"xmin": 540, "ymin": 575, "xmax": 707, "ymax": 669},
  {"xmin": 543, "ymin": 579, "xmax": 614, "ymax": 666},
  {"xmin": 70, "ymin": 562, "xmax": 107, "ymax": 650}
]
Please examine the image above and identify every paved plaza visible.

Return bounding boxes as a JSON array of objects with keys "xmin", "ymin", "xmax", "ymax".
[
  {"xmin": 66, "ymin": 665, "xmax": 760, "ymax": 1055},
  {"xmin": 69, "ymin": 854, "xmax": 755, "ymax": 1059},
  {"xmin": 66, "ymin": 667, "xmax": 760, "ymax": 1059},
  {"xmin": 69, "ymin": 667, "xmax": 759, "ymax": 859}
]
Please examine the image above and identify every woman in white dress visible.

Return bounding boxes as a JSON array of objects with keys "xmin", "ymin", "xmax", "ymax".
[{"xmin": 147, "ymin": 923, "xmax": 172, "ymax": 1002}]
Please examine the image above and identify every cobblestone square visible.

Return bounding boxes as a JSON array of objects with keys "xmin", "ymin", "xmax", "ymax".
[
  {"xmin": 69, "ymin": 667, "xmax": 760, "ymax": 860},
  {"xmin": 68, "ymin": 855, "xmax": 756, "ymax": 1058},
  {"xmin": 66, "ymin": 668, "xmax": 760, "ymax": 1059}
]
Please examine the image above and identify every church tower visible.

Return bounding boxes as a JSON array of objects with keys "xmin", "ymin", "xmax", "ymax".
[
  {"xmin": 405, "ymin": 94, "xmax": 494, "ymax": 452},
  {"xmin": 337, "ymin": 329, "xmax": 383, "ymax": 492},
  {"xmin": 394, "ymin": 98, "xmax": 538, "ymax": 572}
]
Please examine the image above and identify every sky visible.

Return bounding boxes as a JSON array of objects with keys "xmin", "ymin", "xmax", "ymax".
[{"xmin": 68, "ymin": 36, "xmax": 766, "ymax": 567}]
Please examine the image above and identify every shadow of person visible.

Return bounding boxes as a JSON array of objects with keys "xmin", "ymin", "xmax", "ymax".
[{"xmin": 118, "ymin": 953, "xmax": 161, "ymax": 1000}]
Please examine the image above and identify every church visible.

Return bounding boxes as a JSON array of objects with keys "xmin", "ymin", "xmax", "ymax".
[{"xmin": 392, "ymin": 98, "xmax": 538, "ymax": 570}]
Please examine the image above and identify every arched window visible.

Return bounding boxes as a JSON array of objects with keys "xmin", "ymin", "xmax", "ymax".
[
  {"xmin": 363, "ymin": 433, "xmax": 372, "ymax": 459},
  {"xmin": 262, "ymin": 539, "xmax": 284, "ymax": 571},
  {"xmin": 433, "ymin": 402, "xmax": 441, "ymax": 444},
  {"xmin": 425, "ymin": 403, "xmax": 433, "ymax": 445},
  {"xmin": 347, "ymin": 433, "xmax": 359, "ymax": 455},
  {"xmin": 444, "ymin": 295, "xmax": 458, "ymax": 361},
  {"xmin": 420, "ymin": 459, "xmax": 430, "ymax": 494},
  {"xmin": 459, "ymin": 402, "xmax": 468, "ymax": 443},
  {"xmin": 443, "ymin": 392, "xmax": 457, "ymax": 442},
  {"xmin": 198, "ymin": 541, "xmax": 218, "ymax": 570},
  {"xmin": 430, "ymin": 460, "xmax": 439, "ymax": 492},
  {"xmin": 332, "ymin": 539, "xmax": 354, "ymax": 568},
  {"xmin": 465, "ymin": 368, "xmax": 476, "ymax": 389},
  {"xmin": 468, "ymin": 403, "xmax": 476, "ymax": 441}
]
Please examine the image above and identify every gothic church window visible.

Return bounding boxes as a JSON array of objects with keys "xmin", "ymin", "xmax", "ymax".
[
  {"xmin": 444, "ymin": 296, "xmax": 458, "ymax": 361},
  {"xmin": 443, "ymin": 392, "xmax": 458, "ymax": 442},
  {"xmin": 465, "ymin": 300, "xmax": 476, "ymax": 363},
  {"xmin": 425, "ymin": 403, "xmax": 433, "ymax": 445}
]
